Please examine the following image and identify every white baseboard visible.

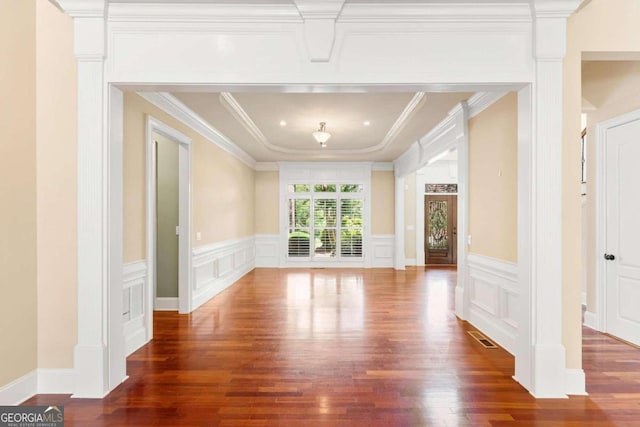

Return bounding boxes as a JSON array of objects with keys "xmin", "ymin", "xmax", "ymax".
[
  {"xmin": 405, "ymin": 258, "xmax": 417, "ymax": 266},
  {"xmin": 37, "ymin": 369, "xmax": 75, "ymax": 394},
  {"xmin": 0, "ymin": 370, "xmax": 37, "ymax": 405},
  {"xmin": 154, "ymin": 297, "xmax": 178, "ymax": 311},
  {"xmin": 565, "ymin": 369, "xmax": 587, "ymax": 395},
  {"xmin": 584, "ymin": 310, "xmax": 599, "ymax": 330},
  {"xmin": 581, "ymin": 291, "xmax": 587, "ymax": 306}
]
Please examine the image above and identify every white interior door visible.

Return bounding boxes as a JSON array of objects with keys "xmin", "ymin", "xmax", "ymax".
[{"xmin": 605, "ymin": 117, "xmax": 640, "ymax": 346}]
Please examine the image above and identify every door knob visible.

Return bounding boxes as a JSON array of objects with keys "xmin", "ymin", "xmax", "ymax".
[{"xmin": 604, "ymin": 253, "xmax": 616, "ymax": 261}]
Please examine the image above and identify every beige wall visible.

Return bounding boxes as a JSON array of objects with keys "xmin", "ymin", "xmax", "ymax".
[
  {"xmin": 371, "ymin": 171, "xmax": 395, "ymax": 235},
  {"xmin": 255, "ymin": 171, "xmax": 279, "ymax": 234},
  {"xmin": 468, "ymin": 93, "xmax": 518, "ymax": 263},
  {"xmin": 404, "ymin": 173, "xmax": 417, "ymax": 260},
  {"xmin": 123, "ymin": 93, "xmax": 256, "ymax": 263},
  {"xmin": 35, "ymin": 0, "xmax": 77, "ymax": 370},
  {"xmin": 0, "ymin": 0, "xmax": 38, "ymax": 386},
  {"xmin": 563, "ymin": 0, "xmax": 640, "ymax": 370}
]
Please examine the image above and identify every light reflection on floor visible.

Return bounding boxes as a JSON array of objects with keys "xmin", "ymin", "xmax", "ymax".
[{"xmin": 286, "ymin": 270, "xmax": 365, "ymax": 337}]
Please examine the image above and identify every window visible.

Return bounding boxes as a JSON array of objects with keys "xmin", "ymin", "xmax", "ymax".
[{"xmin": 286, "ymin": 183, "xmax": 364, "ymax": 260}]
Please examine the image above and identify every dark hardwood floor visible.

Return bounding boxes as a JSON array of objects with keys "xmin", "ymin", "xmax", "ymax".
[{"xmin": 26, "ymin": 267, "xmax": 640, "ymax": 426}]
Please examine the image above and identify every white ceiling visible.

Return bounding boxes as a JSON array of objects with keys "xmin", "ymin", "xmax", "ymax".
[{"xmin": 172, "ymin": 91, "xmax": 472, "ymax": 163}]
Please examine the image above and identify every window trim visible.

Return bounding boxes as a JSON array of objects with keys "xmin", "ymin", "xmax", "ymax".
[{"xmin": 279, "ymin": 163, "xmax": 372, "ymax": 268}]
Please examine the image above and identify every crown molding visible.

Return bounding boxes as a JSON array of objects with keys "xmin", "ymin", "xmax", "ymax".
[
  {"xmin": 294, "ymin": 0, "xmax": 346, "ymax": 20},
  {"xmin": 53, "ymin": 0, "xmax": 107, "ymax": 18},
  {"xmin": 220, "ymin": 92, "xmax": 427, "ymax": 156},
  {"xmin": 530, "ymin": 0, "xmax": 584, "ymax": 18},
  {"xmin": 467, "ymin": 91, "xmax": 508, "ymax": 118},
  {"xmin": 255, "ymin": 162, "xmax": 280, "ymax": 171},
  {"xmin": 379, "ymin": 92, "xmax": 427, "ymax": 151},
  {"xmin": 137, "ymin": 92, "xmax": 257, "ymax": 169},
  {"xmin": 105, "ymin": 1, "xmax": 533, "ymax": 24},
  {"xmin": 339, "ymin": 3, "xmax": 531, "ymax": 23},
  {"xmin": 108, "ymin": 2, "xmax": 302, "ymax": 23}
]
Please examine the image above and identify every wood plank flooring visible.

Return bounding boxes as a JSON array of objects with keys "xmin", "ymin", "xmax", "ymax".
[{"xmin": 25, "ymin": 268, "xmax": 640, "ymax": 426}]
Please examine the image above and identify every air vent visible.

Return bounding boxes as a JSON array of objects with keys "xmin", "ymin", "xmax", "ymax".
[{"xmin": 467, "ymin": 330, "xmax": 498, "ymax": 349}]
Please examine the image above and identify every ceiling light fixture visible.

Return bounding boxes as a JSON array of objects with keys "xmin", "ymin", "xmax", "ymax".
[
  {"xmin": 312, "ymin": 122, "xmax": 331, "ymax": 148},
  {"xmin": 363, "ymin": 120, "xmax": 370, "ymax": 126},
  {"xmin": 279, "ymin": 120, "xmax": 287, "ymax": 126}
]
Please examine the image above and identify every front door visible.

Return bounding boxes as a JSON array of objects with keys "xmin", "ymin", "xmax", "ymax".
[
  {"xmin": 605, "ymin": 116, "xmax": 640, "ymax": 346},
  {"xmin": 425, "ymin": 195, "xmax": 457, "ymax": 265}
]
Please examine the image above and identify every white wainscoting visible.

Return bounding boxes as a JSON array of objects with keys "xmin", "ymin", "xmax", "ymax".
[
  {"xmin": 467, "ymin": 253, "xmax": 518, "ymax": 355},
  {"xmin": 123, "ymin": 260, "xmax": 148, "ymax": 356},
  {"xmin": 192, "ymin": 236, "xmax": 256, "ymax": 310},
  {"xmin": 255, "ymin": 234, "xmax": 279, "ymax": 267},
  {"xmin": 372, "ymin": 235, "xmax": 395, "ymax": 268}
]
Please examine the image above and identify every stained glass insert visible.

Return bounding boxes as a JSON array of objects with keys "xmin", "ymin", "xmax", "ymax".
[{"xmin": 428, "ymin": 200, "xmax": 449, "ymax": 250}]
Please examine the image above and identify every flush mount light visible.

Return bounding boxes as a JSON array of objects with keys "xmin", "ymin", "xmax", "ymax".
[
  {"xmin": 363, "ymin": 120, "xmax": 371, "ymax": 126},
  {"xmin": 279, "ymin": 120, "xmax": 287, "ymax": 126},
  {"xmin": 312, "ymin": 122, "xmax": 331, "ymax": 148}
]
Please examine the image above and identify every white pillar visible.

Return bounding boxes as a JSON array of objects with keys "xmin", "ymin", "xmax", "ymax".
[
  {"xmin": 56, "ymin": 0, "xmax": 126, "ymax": 398},
  {"xmin": 394, "ymin": 175, "xmax": 405, "ymax": 270},
  {"xmin": 516, "ymin": 0, "xmax": 583, "ymax": 398},
  {"xmin": 454, "ymin": 103, "xmax": 469, "ymax": 320}
]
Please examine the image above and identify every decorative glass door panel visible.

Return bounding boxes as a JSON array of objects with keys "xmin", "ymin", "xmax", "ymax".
[{"xmin": 425, "ymin": 195, "xmax": 457, "ymax": 264}]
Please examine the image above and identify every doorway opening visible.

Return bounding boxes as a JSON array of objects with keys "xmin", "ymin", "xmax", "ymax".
[{"xmin": 145, "ymin": 117, "xmax": 192, "ymax": 344}]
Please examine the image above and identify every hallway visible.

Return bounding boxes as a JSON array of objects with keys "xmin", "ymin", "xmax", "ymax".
[{"xmin": 26, "ymin": 268, "xmax": 640, "ymax": 426}]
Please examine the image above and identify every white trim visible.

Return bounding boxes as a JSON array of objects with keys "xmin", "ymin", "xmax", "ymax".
[
  {"xmin": 583, "ymin": 311, "xmax": 599, "ymax": 331},
  {"xmin": 154, "ymin": 297, "xmax": 179, "ymax": 311},
  {"xmin": 278, "ymin": 162, "xmax": 372, "ymax": 269},
  {"xmin": 404, "ymin": 258, "xmax": 417, "ymax": 267},
  {"xmin": 581, "ymin": 291, "xmax": 587, "ymax": 306},
  {"xmin": 37, "ymin": 369, "xmax": 75, "ymax": 395},
  {"xmin": 146, "ymin": 116, "xmax": 193, "ymax": 328},
  {"xmin": 467, "ymin": 92, "xmax": 508, "ymax": 118},
  {"xmin": 371, "ymin": 235, "xmax": 394, "ymax": 268},
  {"xmin": 255, "ymin": 162, "xmax": 279, "ymax": 171},
  {"xmin": 467, "ymin": 253, "xmax": 519, "ymax": 355},
  {"xmin": 123, "ymin": 260, "xmax": 149, "ymax": 356},
  {"xmin": 565, "ymin": 369, "xmax": 587, "ymax": 396},
  {"xmin": 139, "ymin": 92, "xmax": 256, "ymax": 169},
  {"xmin": 192, "ymin": 236, "xmax": 256, "ymax": 310},
  {"xmin": 0, "ymin": 371, "xmax": 37, "ymax": 405},
  {"xmin": 372, "ymin": 162, "xmax": 394, "ymax": 171},
  {"xmin": 255, "ymin": 234, "xmax": 280, "ymax": 268},
  {"xmin": 594, "ymin": 109, "xmax": 640, "ymax": 336},
  {"xmin": 106, "ymin": 2, "xmax": 532, "ymax": 24}
]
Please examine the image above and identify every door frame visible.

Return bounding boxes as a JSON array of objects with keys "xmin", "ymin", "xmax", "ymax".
[
  {"xmin": 146, "ymin": 116, "xmax": 193, "ymax": 334},
  {"xmin": 594, "ymin": 108, "xmax": 640, "ymax": 332}
]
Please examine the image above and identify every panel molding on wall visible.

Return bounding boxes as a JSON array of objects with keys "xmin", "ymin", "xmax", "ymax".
[
  {"xmin": 372, "ymin": 234, "xmax": 395, "ymax": 268},
  {"xmin": 123, "ymin": 260, "xmax": 149, "ymax": 356},
  {"xmin": 192, "ymin": 236, "xmax": 256, "ymax": 310},
  {"xmin": 467, "ymin": 253, "xmax": 518, "ymax": 355},
  {"xmin": 255, "ymin": 234, "xmax": 280, "ymax": 267}
]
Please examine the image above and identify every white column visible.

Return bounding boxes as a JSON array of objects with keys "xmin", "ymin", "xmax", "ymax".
[
  {"xmin": 56, "ymin": 0, "xmax": 125, "ymax": 398},
  {"xmin": 517, "ymin": 0, "xmax": 583, "ymax": 398},
  {"xmin": 394, "ymin": 174, "xmax": 405, "ymax": 270},
  {"xmin": 454, "ymin": 103, "xmax": 469, "ymax": 320}
]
